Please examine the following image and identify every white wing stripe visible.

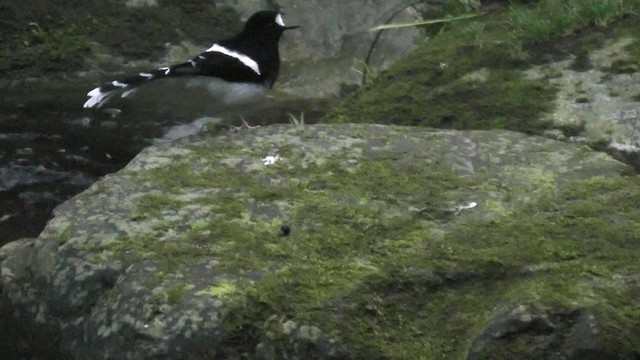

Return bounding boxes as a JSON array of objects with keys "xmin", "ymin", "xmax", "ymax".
[
  {"xmin": 205, "ymin": 43, "xmax": 261, "ymax": 76},
  {"xmin": 84, "ymin": 87, "xmax": 109, "ymax": 108}
]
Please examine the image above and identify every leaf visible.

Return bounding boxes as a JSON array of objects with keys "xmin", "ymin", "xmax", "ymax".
[{"xmin": 370, "ymin": 13, "xmax": 481, "ymax": 31}]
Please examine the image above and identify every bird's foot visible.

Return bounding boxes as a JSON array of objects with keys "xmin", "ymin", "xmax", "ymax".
[{"xmin": 230, "ymin": 116, "xmax": 260, "ymax": 132}]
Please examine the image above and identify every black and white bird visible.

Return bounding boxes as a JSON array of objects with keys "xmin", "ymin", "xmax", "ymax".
[{"xmin": 83, "ymin": 11, "xmax": 298, "ymax": 109}]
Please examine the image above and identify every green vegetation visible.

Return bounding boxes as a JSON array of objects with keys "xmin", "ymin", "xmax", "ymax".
[
  {"xmin": 508, "ymin": 0, "xmax": 639, "ymax": 43},
  {"xmin": 286, "ymin": 111, "xmax": 305, "ymax": 125},
  {"xmin": 216, "ymin": 173, "xmax": 640, "ymax": 359},
  {"xmin": 0, "ymin": 0, "xmax": 239, "ymax": 78},
  {"xmin": 164, "ymin": 283, "xmax": 189, "ymax": 305},
  {"xmin": 606, "ymin": 31, "xmax": 640, "ymax": 73},
  {"xmin": 197, "ymin": 280, "xmax": 239, "ymax": 298},
  {"xmin": 328, "ymin": 0, "xmax": 640, "ymax": 134},
  {"xmin": 0, "ymin": 19, "xmax": 94, "ymax": 77}
]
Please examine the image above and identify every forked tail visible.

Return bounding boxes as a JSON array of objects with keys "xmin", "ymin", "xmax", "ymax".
[{"xmin": 83, "ymin": 62, "xmax": 196, "ymax": 108}]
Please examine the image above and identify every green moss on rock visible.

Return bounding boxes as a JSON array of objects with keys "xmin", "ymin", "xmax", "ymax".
[
  {"xmin": 327, "ymin": 9, "xmax": 559, "ymax": 134},
  {"xmin": 220, "ymin": 174, "xmax": 640, "ymax": 359},
  {"xmin": 36, "ymin": 124, "xmax": 631, "ymax": 358},
  {"xmin": 2, "ymin": 123, "xmax": 639, "ymax": 358},
  {"xmin": 327, "ymin": 1, "xmax": 640, "ymax": 138}
]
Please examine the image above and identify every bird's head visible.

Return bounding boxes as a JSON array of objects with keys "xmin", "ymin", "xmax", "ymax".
[{"xmin": 243, "ymin": 11, "xmax": 299, "ymax": 38}]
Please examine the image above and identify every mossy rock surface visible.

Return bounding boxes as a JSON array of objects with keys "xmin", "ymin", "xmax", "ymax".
[
  {"xmin": 1, "ymin": 124, "xmax": 638, "ymax": 359},
  {"xmin": 327, "ymin": 7, "xmax": 640, "ymax": 169}
]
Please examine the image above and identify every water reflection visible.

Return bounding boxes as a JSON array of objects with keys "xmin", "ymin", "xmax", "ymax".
[{"xmin": 0, "ymin": 90, "xmax": 145, "ymax": 245}]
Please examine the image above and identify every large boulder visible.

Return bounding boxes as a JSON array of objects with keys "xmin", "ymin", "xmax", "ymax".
[{"xmin": 1, "ymin": 124, "xmax": 639, "ymax": 358}]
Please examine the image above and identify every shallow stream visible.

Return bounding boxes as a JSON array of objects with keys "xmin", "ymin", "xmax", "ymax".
[{"xmin": 0, "ymin": 81, "xmax": 327, "ymax": 247}]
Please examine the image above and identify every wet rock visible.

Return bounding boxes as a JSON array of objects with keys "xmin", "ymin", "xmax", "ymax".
[
  {"xmin": 0, "ymin": 124, "xmax": 638, "ymax": 359},
  {"xmin": 272, "ymin": 0, "xmax": 425, "ymax": 97},
  {"xmin": 161, "ymin": 117, "xmax": 224, "ymax": 141},
  {"xmin": 467, "ymin": 307, "xmax": 629, "ymax": 360},
  {"xmin": 125, "ymin": 0, "xmax": 157, "ymax": 8},
  {"xmin": 0, "ymin": 165, "xmax": 67, "ymax": 192},
  {"xmin": 256, "ymin": 319, "xmax": 349, "ymax": 360},
  {"xmin": 528, "ymin": 36, "xmax": 640, "ymax": 170},
  {"xmin": 467, "ymin": 305, "xmax": 556, "ymax": 360}
]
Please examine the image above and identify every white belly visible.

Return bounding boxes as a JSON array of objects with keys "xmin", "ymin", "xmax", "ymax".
[{"xmin": 186, "ymin": 77, "xmax": 267, "ymax": 106}]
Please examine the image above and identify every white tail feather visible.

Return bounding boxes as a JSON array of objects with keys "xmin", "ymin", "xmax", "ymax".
[
  {"xmin": 121, "ymin": 88, "xmax": 138, "ymax": 98},
  {"xmin": 83, "ymin": 87, "xmax": 114, "ymax": 108}
]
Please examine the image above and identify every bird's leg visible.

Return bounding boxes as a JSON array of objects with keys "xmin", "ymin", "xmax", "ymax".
[{"xmin": 230, "ymin": 107, "xmax": 261, "ymax": 132}]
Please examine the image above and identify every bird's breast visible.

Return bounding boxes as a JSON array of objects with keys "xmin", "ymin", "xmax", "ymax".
[{"xmin": 186, "ymin": 77, "xmax": 267, "ymax": 106}]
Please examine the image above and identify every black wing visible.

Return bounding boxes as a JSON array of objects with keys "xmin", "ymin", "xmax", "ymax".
[{"xmin": 191, "ymin": 49, "xmax": 264, "ymax": 84}]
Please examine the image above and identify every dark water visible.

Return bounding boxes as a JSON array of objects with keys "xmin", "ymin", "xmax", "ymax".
[
  {"xmin": 0, "ymin": 79, "xmax": 215, "ymax": 360},
  {"xmin": 0, "ymin": 80, "xmax": 329, "ymax": 247},
  {"xmin": 0, "ymin": 83, "xmax": 155, "ymax": 246}
]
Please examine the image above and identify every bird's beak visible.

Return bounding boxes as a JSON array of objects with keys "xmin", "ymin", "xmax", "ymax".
[{"xmin": 276, "ymin": 14, "xmax": 299, "ymax": 31}]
